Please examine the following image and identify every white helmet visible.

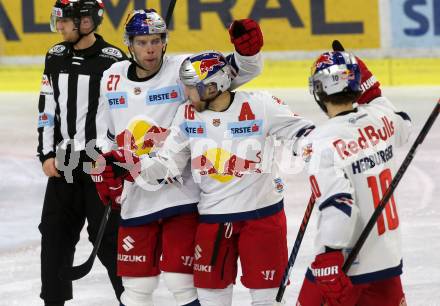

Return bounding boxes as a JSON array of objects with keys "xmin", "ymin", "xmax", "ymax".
[
  {"xmin": 309, "ymin": 51, "xmax": 361, "ymax": 112},
  {"xmin": 179, "ymin": 51, "xmax": 233, "ymax": 98}
]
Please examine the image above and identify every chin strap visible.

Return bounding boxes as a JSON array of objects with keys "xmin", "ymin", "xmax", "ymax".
[
  {"xmin": 72, "ymin": 19, "xmax": 98, "ymax": 47},
  {"xmin": 313, "ymin": 92, "xmax": 328, "ymax": 114}
]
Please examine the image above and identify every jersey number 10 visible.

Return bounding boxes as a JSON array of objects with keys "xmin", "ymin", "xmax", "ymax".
[{"xmin": 367, "ymin": 168, "xmax": 399, "ymax": 236}]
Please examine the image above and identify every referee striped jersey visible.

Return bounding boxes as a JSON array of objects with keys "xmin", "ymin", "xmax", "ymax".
[{"xmin": 37, "ymin": 34, "xmax": 127, "ymax": 163}]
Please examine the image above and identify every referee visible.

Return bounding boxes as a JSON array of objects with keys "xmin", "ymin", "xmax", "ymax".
[{"xmin": 37, "ymin": 1, "xmax": 126, "ymax": 305}]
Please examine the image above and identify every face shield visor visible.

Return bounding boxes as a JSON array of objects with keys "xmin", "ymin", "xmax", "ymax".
[{"xmin": 50, "ymin": 6, "xmax": 68, "ymax": 32}]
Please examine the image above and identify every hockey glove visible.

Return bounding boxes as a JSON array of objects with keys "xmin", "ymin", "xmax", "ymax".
[
  {"xmin": 102, "ymin": 149, "xmax": 141, "ymax": 182},
  {"xmin": 311, "ymin": 251, "xmax": 353, "ymax": 306},
  {"xmin": 91, "ymin": 162, "xmax": 123, "ymax": 210},
  {"xmin": 356, "ymin": 57, "xmax": 382, "ymax": 105},
  {"xmin": 331, "ymin": 39, "xmax": 381, "ymax": 105},
  {"xmin": 229, "ymin": 19, "xmax": 263, "ymax": 56}
]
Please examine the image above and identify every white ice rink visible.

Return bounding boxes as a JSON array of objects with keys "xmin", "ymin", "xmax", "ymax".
[{"xmin": 0, "ymin": 87, "xmax": 439, "ymax": 306}]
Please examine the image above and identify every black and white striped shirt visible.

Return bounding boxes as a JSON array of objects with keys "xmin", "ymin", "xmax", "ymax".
[{"xmin": 37, "ymin": 34, "xmax": 127, "ymax": 163}]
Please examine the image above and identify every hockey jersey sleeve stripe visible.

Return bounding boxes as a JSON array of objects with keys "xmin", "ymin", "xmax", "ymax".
[
  {"xmin": 318, "ymin": 193, "xmax": 353, "ymax": 217},
  {"xmin": 107, "ymin": 130, "xmax": 115, "ymax": 142},
  {"xmin": 395, "ymin": 111, "xmax": 411, "ymax": 122},
  {"xmin": 295, "ymin": 125, "xmax": 315, "ymax": 138},
  {"xmin": 226, "ymin": 53, "xmax": 239, "ymax": 74}
]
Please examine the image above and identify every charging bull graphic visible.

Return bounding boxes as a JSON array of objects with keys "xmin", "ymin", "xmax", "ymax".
[
  {"xmin": 192, "ymin": 54, "xmax": 226, "ymax": 80},
  {"xmin": 191, "ymin": 148, "xmax": 261, "ymax": 183},
  {"xmin": 116, "ymin": 119, "xmax": 169, "ymax": 156}
]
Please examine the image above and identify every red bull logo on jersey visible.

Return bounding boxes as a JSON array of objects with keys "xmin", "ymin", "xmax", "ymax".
[
  {"xmin": 181, "ymin": 122, "xmax": 207, "ymax": 138},
  {"xmin": 227, "ymin": 120, "xmax": 263, "ymax": 138},
  {"xmin": 147, "ymin": 85, "xmax": 183, "ymax": 105},
  {"xmin": 116, "ymin": 119, "xmax": 169, "ymax": 156},
  {"xmin": 302, "ymin": 143, "xmax": 313, "ymax": 163},
  {"xmin": 333, "ymin": 116, "xmax": 395, "ymax": 160},
  {"xmin": 192, "ymin": 55, "xmax": 226, "ymax": 80},
  {"xmin": 38, "ymin": 112, "xmax": 54, "ymax": 128},
  {"xmin": 107, "ymin": 92, "xmax": 128, "ymax": 109},
  {"xmin": 191, "ymin": 148, "xmax": 261, "ymax": 183}
]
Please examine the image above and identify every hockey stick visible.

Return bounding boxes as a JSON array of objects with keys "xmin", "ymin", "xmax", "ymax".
[
  {"xmin": 59, "ymin": 1, "xmax": 178, "ymax": 281},
  {"xmin": 59, "ymin": 204, "xmax": 112, "ymax": 280},
  {"xmin": 332, "ymin": 39, "xmax": 345, "ymax": 52},
  {"xmin": 164, "ymin": 0, "xmax": 177, "ymax": 26},
  {"xmin": 343, "ymin": 99, "xmax": 440, "ymax": 272},
  {"xmin": 274, "ymin": 194, "xmax": 316, "ymax": 305}
]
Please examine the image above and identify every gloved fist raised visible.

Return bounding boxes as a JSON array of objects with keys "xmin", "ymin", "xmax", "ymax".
[
  {"xmin": 311, "ymin": 251, "xmax": 353, "ymax": 306},
  {"xmin": 331, "ymin": 39, "xmax": 381, "ymax": 105},
  {"xmin": 229, "ymin": 18, "xmax": 263, "ymax": 56}
]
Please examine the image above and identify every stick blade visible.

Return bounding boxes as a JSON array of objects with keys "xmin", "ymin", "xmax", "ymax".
[{"xmin": 58, "ymin": 258, "xmax": 94, "ymax": 281}]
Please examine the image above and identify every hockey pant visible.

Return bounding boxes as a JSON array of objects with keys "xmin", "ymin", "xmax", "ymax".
[
  {"xmin": 118, "ymin": 213, "xmax": 199, "ymax": 305},
  {"xmin": 193, "ymin": 209, "xmax": 288, "ymax": 306}
]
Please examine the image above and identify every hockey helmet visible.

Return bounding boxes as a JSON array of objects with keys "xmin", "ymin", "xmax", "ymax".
[
  {"xmin": 124, "ymin": 9, "xmax": 168, "ymax": 46},
  {"xmin": 309, "ymin": 51, "xmax": 361, "ymax": 112},
  {"xmin": 50, "ymin": 0, "xmax": 105, "ymax": 32},
  {"xmin": 179, "ymin": 51, "xmax": 233, "ymax": 99}
]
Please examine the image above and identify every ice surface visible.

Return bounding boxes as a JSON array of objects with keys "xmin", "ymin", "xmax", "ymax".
[{"xmin": 0, "ymin": 87, "xmax": 439, "ymax": 305}]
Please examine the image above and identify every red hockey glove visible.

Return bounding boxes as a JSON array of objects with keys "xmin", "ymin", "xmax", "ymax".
[
  {"xmin": 229, "ymin": 19, "xmax": 263, "ymax": 56},
  {"xmin": 102, "ymin": 149, "xmax": 141, "ymax": 182},
  {"xmin": 311, "ymin": 251, "xmax": 353, "ymax": 306},
  {"xmin": 331, "ymin": 39, "xmax": 381, "ymax": 105},
  {"xmin": 91, "ymin": 163, "xmax": 123, "ymax": 210},
  {"xmin": 356, "ymin": 57, "xmax": 382, "ymax": 105}
]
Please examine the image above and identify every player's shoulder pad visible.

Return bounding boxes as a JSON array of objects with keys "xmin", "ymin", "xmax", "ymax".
[
  {"xmin": 105, "ymin": 60, "xmax": 130, "ymax": 73},
  {"xmin": 249, "ymin": 90, "xmax": 287, "ymax": 106},
  {"xmin": 245, "ymin": 90, "xmax": 270, "ymax": 100},
  {"xmin": 162, "ymin": 54, "xmax": 191, "ymax": 71},
  {"xmin": 174, "ymin": 54, "xmax": 191, "ymax": 65}
]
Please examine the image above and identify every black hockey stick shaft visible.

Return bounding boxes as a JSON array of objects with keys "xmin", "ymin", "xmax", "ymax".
[
  {"xmin": 59, "ymin": 204, "xmax": 112, "ymax": 280},
  {"xmin": 275, "ymin": 194, "xmax": 316, "ymax": 304},
  {"xmin": 343, "ymin": 99, "xmax": 440, "ymax": 272},
  {"xmin": 164, "ymin": 0, "xmax": 177, "ymax": 26}
]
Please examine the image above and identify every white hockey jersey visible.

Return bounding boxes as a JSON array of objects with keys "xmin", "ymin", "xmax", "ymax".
[
  {"xmin": 300, "ymin": 97, "xmax": 412, "ymax": 283},
  {"xmin": 99, "ymin": 52, "xmax": 263, "ymax": 224},
  {"xmin": 140, "ymin": 91, "xmax": 314, "ymax": 223}
]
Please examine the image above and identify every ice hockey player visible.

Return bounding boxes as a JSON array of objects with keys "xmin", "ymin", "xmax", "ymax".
[
  {"xmin": 91, "ymin": 10, "xmax": 264, "ymax": 306},
  {"xmin": 37, "ymin": 0, "xmax": 126, "ymax": 305},
  {"xmin": 98, "ymin": 50, "xmax": 314, "ymax": 306},
  {"xmin": 296, "ymin": 51, "xmax": 411, "ymax": 306}
]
